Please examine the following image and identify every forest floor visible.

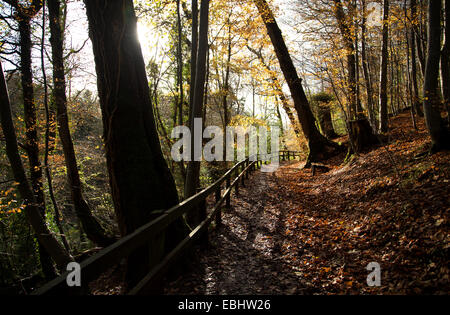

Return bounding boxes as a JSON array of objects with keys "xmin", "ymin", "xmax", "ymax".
[{"xmin": 163, "ymin": 111, "xmax": 449, "ymax": 295}]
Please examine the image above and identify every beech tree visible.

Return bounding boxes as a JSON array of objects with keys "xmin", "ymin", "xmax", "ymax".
[
  {"xmin": 410, "ymin": 0, "xmax": 424, "ymax": 117},
  {"xmin": 330, "ymin": 0, "xmax": 378, "ymax": 151},
  {"xmin": 1, "ymin": 0, "xmax": 59, "ymax": 278},
  {"xmin": 253, "ymin": 0, "xmax": 341, "ymax": 166},
  {"xmin": 184, "ymin": 0, "xmax": 210, "ymax": 206},
  {"xmin": 47, "ymin": 0, "xmax": 114, "ymax": 248},
  {"xmin": 0, "ymin": 60, "xmax": 72, "ymax": 270},
  {"xmin": 378, "ymin": 0, "xmax": 389, "ymax": 133},
  {"xmin": 246, "ymin": 44, "xmax": 302, "ymax": 138},
  {"xmin": 184, "ymin": 0, "xmax": 210, "ymax": 231},
  {"xmin": 442, "ymin": 0, "xmax": 450, "ymax": 121},
  {"xmin": 331, "ymin": 0, "xmax": 360, "ymax": 119},
  {"xmin": 360, "ymin": 0, "xmax": 376, "ymax": 128},
  {"xmin": 422, "ymin": 0, "xmax": 450, "ymax": 152},
  {"xmin": 83, "ymin": 0, "xmax": 186, "ymax": 287}
]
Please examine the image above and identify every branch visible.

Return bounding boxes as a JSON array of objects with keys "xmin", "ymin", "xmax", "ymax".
[{"xmin": 63, "ymin": 38, "xmax": 89, "ymax": 60}]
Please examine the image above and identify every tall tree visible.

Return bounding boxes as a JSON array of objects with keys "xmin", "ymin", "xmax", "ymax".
[
  {"xmin": 253, "ymin": 0, "xmax": 341, "ymax": 167},
  {"xmin": 422, "ymin": 0, "xmax": 449, "ymax": 151},
  {"xmin": 176, "ymin": 0, "xmax": 184, "ymax": 126},
  {"xmin": 2, "ymin": 0, "xmax": 58, "ymax": 278},
  {"xmin": 414, "ymin": 0, "xmax": 426, "ymax": 76},
  {"xmin": 189, "ymin": 0, "xmax": 199, "ymax": 117},
  {"xmin": 47, "ymin": 0, "xmax": 114, "ymax": 247},
  {"xmin": 360, "ymin": 0, "xmax": 376, "ymax": 128},
  {"xmin": 410, "ymin": 0, "xmax": 424, "ymax": 117},
  {"xmin": 331, "ymin": 0, "xmax": 377, "ymax": 151},
  {"xmin": 0, "ymin": 60, "xmax": 72, "ymax": 270},
  {"xmin": 378, "ymin": 0, "xmax": 390, "ymax": 132},
  {"xmin": 441, "ymin": 0, "xmax": 450, "ymax": 121},
  {"xmin": 184, "ymin": 0, "xmax": 210, "ymax": 213},
  {"xmin": 246, "ymin": 44, "xmax": 302, "ymax": 138},
  {"xmin": 83, "ymin": 0, "xmax": 186, "ymax": 288},
  {"xmin": 332, "ymin": 0, "xmax": 359, "ymax": 119},
  {"xmin": 222, "ymin": 18, "xmax": 232, "ymax": 143},
  {"xmin": 40, "ymin": 0, "xmax": 70, "ymax": 252}
]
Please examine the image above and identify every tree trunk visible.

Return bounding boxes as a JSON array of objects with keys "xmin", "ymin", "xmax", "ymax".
[
  {"xmin": 246, "ymin": 45, "xmax": 302, "ymax": 138},
  {"xmin": 176, "ymin": 0, "xmax": 184, "ymax": 126},
  {"xmin": 47, "ymin": 0, "xmax": 114, "ymax": 248},
  {"xmin": 184, "ymin": 0, "xmax": 210, "ymax": 214},
  {"xmin": 40, "ymin": 1, "xmax": 70, "ymax": 252},
  {"xmin": 378, "ymin": 0, "xmax": 389, "ymax": 133},
  {"xmin": 332, "ymin": 0, "xmax": 375, "ymax": 151},
  {"xmin": 221, "ymin": 20, "xmax": 232, "ymax": 161},
  {"xmin": 353, "ymin": 0, "xmax": 362, "ymax": 115},
  {"xmin": 441, "ymin": 0, "xmax": 450, "ymax": 122},
  {"xmin": 253, "ymin": 0, "xmax": 341, "ymax": 167},
  {"xmin": 189, "ymin": 0, "xmax": 198, "ymax": 114},
  {"xmin": 332, "ymin": 0, "xmax": 358, "ymax": 119},
  {"xmin": 318, "ymin": 105, "xmax": 339, "ymax": 139},
  {"xmin": 423, "ymin": 0, "xmax": 450, "ymax": 151},
  {"xmin": 405, "ymin": 1, "xmax": 418, "ymax": 130},
  {"xmin": 410, "ymin": 0, "xmax": 424, "ymax": 117},
  {"xmin": 0, "ymin": 60, "xmax": 72, "ymax": 270},
  {"xmin": 16, "ymin": 8, "xmax": 57, "ymax": 279},
  {"xmin": 415, "ymin": 0, "xmax": 426, "ymax": 76},
  {"xmin": 84, "ymin": 0, "xmax": 186, "ymax": 288},
  {"xmin": 361, "ymin": 0, "xmax": 376, "ymax": 129},
  {"xmin": 350, "ymin": 118, "xmax": 380, "ymax": 152}
]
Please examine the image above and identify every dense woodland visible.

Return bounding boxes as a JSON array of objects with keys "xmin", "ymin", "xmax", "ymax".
[{"xmin": 0, "ymin": 0, "xmax": 448, "ymax": 295}]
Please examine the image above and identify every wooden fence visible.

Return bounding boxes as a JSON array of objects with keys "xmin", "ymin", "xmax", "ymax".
[{"xmin": 33, "ymin": 151, "xmax": 300, "ymax": 295}]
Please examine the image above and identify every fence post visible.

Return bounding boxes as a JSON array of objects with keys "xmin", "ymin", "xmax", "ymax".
[
  {"xmin": 197, "ymin": 187, "xmax": 208, "ymax": 247},
  {"xmin": 245, "ymin": 160, "xmax": 249, "ymax": 179},
  {"xmin": 235, "ymin": 167, "xmax": 240, "ymax": 194},
  {"xmin": 215, "ymin": 187, "xmax": 222, "ymax": 226},
  {"xmin": 226, "ymin": 174, "xmax": 231, "ymax": 209}
]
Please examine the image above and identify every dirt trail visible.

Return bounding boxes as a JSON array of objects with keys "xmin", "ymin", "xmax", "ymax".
[
  {"xmin": 165, "ymin": 161, "xmax": 311, "ymax": 295},
  {"xmin": 166, "ymin": 112, "xmax": 449, "ymax": 295}
]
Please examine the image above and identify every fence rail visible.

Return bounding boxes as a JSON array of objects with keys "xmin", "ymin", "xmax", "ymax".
[{"xmin": 33, "ymin": 151, "xmax": 300, "ymax": 295}]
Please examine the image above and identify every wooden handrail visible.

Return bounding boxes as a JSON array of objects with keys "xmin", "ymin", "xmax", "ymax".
[{"xmin": 33, "ymin": 151, "xmax": 299, "ymax": 295}]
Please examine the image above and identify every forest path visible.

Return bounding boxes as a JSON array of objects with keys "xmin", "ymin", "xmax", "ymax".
[
  {"xmin": 164, "ymin": 112, "xmax": 449, "ymax": 295},
  {"xmin": 166, "ymin": 160, "xmax": 311, "ymax": 294}
]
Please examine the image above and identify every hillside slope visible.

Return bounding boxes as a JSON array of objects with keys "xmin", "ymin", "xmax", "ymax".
[{"xmin": 166, "ymin": 111, "xmax": 449, "ymax": 295}]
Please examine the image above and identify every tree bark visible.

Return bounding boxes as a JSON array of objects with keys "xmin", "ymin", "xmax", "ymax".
[
  {"xmin": 332, "ymin": 0, "xmax": 375, "ymax": 151},
  {"xmin": 378, "ymin": 0, "xmax": 389, "ymax": 133},
  {"xmin": 318, "ymin": 105, "xmax": 339, "ymax": 139},
  {"xmin": 176, "ymin": 0, "xmax": 184, "ymax": 126},
  {"xmin": 12, "ymin": 1, "xmax": 57, "ymax": 279},
  {"xmin": 47, "ymin": 0, "xmax": 114, "ymax": 248},
  {"xmin": 423, "ymin": 0, "xmax": 450, "ymax": 151},
  {"xmin": 0, "ymin": 60, "xmax": 72, "ymax": 270},
  {"xmin": 441, "ymin": 0, "xmax": 450, "ymax": 122},
  {"xmin": 84, "ymin": 0, "xmax": 186, "ymax": 288},
  {"xmin": 189, "ymin": 0, "xmax": 198, "ymax": 114},
  {"xmin": 40, "ymin": 1, "xmax": 70, "ymax": 252},
  {"xmin": 410, "ymin": 0, "xmax": 424, "ymax": 117},
  {"xmin": 246, "ymin": 44, "xmax": 302, "ymax": 138},
  {"xmin": 253, "ymin": 0, "xmax": 341, "ymax": 167},
  {"xmin": 184, "ymin": 0, "xmax": 210, "ymax": 209},
  {"xmin": 223, "ymin": 21, "xmax": 232, "ymax": 133},
  {"xmin": 415, "ymin": 0, "xmax": 426, "ymax": 76},
  {"xmin": 361, "ymin": 0, "xmax": 376, "ymax": 128},
  {"xmin": 332, "ymin": 0, "xmax": 358, "ymax": 119}
]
